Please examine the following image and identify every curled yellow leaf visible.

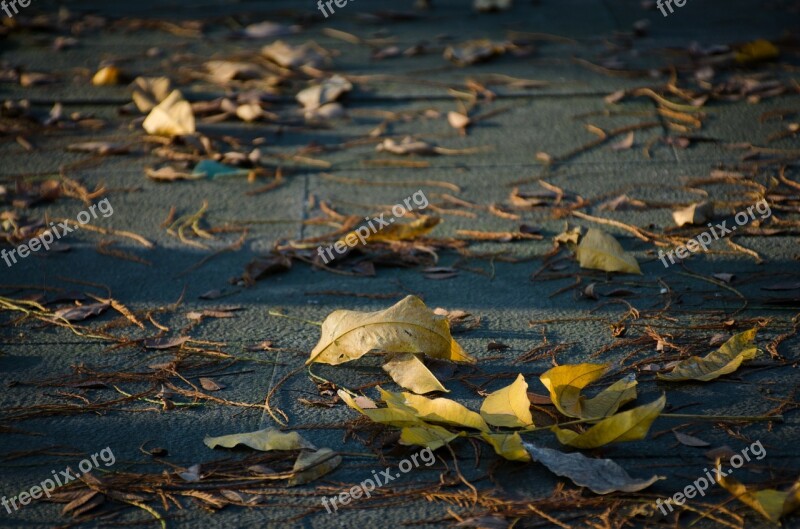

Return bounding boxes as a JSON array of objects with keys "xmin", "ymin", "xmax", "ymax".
[
  {"xmin": 658, "ymin": 329, "xmax": 758, "ymax": 382},
  {"xmin": 480, "ymin": 374, "xmax": 533, "ymax": 428},
  {"xmin": 307, "ymin": 295, "xmax": 474, "ymax": 365}
]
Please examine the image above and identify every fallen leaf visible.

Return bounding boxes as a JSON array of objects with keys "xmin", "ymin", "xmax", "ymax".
[
  {"xmin": 717, "ymin": 463, "xmax": 799, "ymax": 523},
  {"xmin": 288, "ymin": 448, "xmax": 341, "ymax": 486},
  {"xmin": 192, "ymin": 160, "xmax": 250, "ymax": 180},
  {"xmin": 178, "ymin": 464, "xmax": 202, "ymax": 482},
  {"xmin": 236, "ymin": 103, "xmax": 263, "ymax": 122},
  {"xmin": 146, "ymin": 166, "xmax": 200, "ymax": 182},
  {"xmin": 551, "ymin": 395, "xmax": 666, "ymax": 448},
  {"xmin": 540, "ymin": 364, "xmax": 636, "ymax": 419},
  {"xmin": 306, "ymin": 295, "xmax": 474, "ymax": 365},
  {"xmin": 657, "ymin": 328, "xmax": 758, "ymax": 381},
  {"xmin": 402, "ymin": 393, "xmax": 489, "ymax": 431},
  {"xmin": 132, "ymin": 77, "xmax": 172, "ymax": 113},
  {"xmin": 67, "ymin": 142, "xmax": 129, "ymax": 155},
  {"xmin": 480, "ymin": 374, "xmax": 533, "ymax": 428},
  {"xmin": 400, "ymin": 424, "xmax": 464, "ymax": 450},
  {"xmin": 575, "ymin": 228, "xmax": 641, "ymax": 275},
  {"xmin": 524, "ymin": 443, "xmax": 664, "ymax": 494},
  {"xmin": 610, "ymin": 131, "xmax": 634, "ymax": 151},
  {"xmin": 382, "ymin": 353, "xmax": 448, "ymax": 394},
  {"xmin": 448, "ymin": 111, "xmax": 471, "ymax": 130},
  {"xmin": 735, "ymin": 39, "xmax": 779, "ymax": 64},
  {"xmin": 92, "ymin": 65, "xmax": 121, "ymax": 86},
  {"xmin": 142, "ymin": 90, "xmax": 195, "ymax": 136},
  {"xmin": 204, "ymin": 428, "xmax": 315, "ymax": 452},
  {"xmin": 481, "ymin": 432, "xmax": 530, "ymax": 462},
  {"xmin": 262, "ymin": 40, "xmax": 328, "ymax": 68},
  {"xmin": 54, "ymin": 302, "xmax": 110, "ymax": 322},
  {"xmin": 365, "ymin": 216, "xmax": 441, "ymax": 242},
  {"xmin": 296, "ymin": 75, "xmax": 352, "ymax": 111},
  {"xmin": 205, "ymin": 60, "xmax": 262, "ymax": 84},
  {"xmin": 338, "ymin": 389, "xmax": 420, "ymax": 427},
  {"xmin": 199, "ymin": 378, "xmax": 225, "ymax": 391},
  {"xmin": 243, "ymin": 21, "xmax": 299, "ymax": 39},
  {"xmin": 143, "ymin": 336, "xmax": 190, "ymax": 349},
  {"xmin": 673, "ymin": 430, "xmax": 710, "ymax": 447},
  {"xmin": 673, "ymin": 201, "xmax": 714, "ymax": 227},
  {"xmin": 444, "ymin": 39, "xmax": 509, "ymax": 66}
]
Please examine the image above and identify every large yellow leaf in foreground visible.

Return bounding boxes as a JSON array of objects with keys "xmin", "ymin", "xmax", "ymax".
[
  {"xmin": 402, "ymin": 393, "xmax": 489, "ymax": 432},
  {"xmin": 552, "ymin": 395, "xmax": 665, "ymax": 449},
  {"xmin": 576, "ymin": 228, "xmax": 641, "ymax": 275},
  {"xmin": 307, "ymin": 295, "xmax": 474, "ymax": 365},
  {"xmin": 717, "ymin": 463, "xmax": 799, "ymax": 523},
  {"xmin": 480, "ymin": 374, "xmax": 533, "ymax": 428},
  {"xmin": 658, "ymin": 329, "xmax": 758, "ymax": 382}
]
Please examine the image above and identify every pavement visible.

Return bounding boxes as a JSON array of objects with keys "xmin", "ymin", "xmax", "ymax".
[{"xmin": 1, "ymin": 1, "xmax": 800, "ymax": 528}]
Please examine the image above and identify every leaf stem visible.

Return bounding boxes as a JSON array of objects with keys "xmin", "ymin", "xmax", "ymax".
[{"xmin": 661, "ymin": 413, "xmax": 782, "ymax": 422}]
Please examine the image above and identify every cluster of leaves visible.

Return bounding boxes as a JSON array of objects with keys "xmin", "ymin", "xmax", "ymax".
[{"xmin": 301, "ymin": 294, "xmax": 788, "ymax": 511}]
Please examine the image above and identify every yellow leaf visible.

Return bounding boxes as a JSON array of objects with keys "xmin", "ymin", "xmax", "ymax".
[
  {"xmin": 672, "ymin": 201, "xmax": 714, "ymax": 227},
  {"xmin": 717, "ymin": 463, "xmax": 800, "ymax": 523},
  {"xmin": 575, "ymin": 228, "xmax": 641, "ymax": 275},
  {"xmin": 552, "ymin": 395, "xmax": 665, "ymax": 449},
  {"xmin": 540, "ymin": 363, "xmax": 608, "ymax": 418},
  {"xmin": 142, "ymin": 90, "xmax": 196, "ymax": 137},
  {"xmin": 581, "ymin": 374, "xmax": 638, "ymax": 420},
  {"xmin": 132, "ymin": 76, "xmax": 172, "ymax": 113},
  {"xmin": 735, "ymin": 39, "xmax": 779, "ymax": 64},
  {"xmin": 382, "ymin": 353, "xmax": 448, "ymax": 394},
  {"xmin": 306, "ymin": 295, "xmax": 474, "ymax": 365},
  {"xmin": 378, "ymin": 386, "xmax": 416, "ymax": 412},
  {"xmin": 481, "ymin": 432, "xmax": 531, "ymax": 462},
  {"xmin": 402, "ymin": 393, "xmax": 489, "ymax": 432},
  {"xmin": 361, "ymin": 215, "xmax": 441, "ymax": 243},
  {"xmin": 480, "ymin": 374, "xmax": 533, "ymax": 428},
  {"xmin": 658, "ymin": 329, "xmax": 758, "ymax": 382},
  {"xmin": 287, "ymin": 448, "xmax": 341, "ymax": 486},
  {"xmin": 204, "ymin": 428, "xmax": 314, "ymax": 451},
  {"xmin": 400, "ymin": 424, "xmax": 463, "ymax": 450},
  {"xmin": 92, "ymin": 66, "xmax": 120, "ymax": 86},
  {"xmin": 338, "ymin": 389, "xmax": 420, "ymax": 427}
]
